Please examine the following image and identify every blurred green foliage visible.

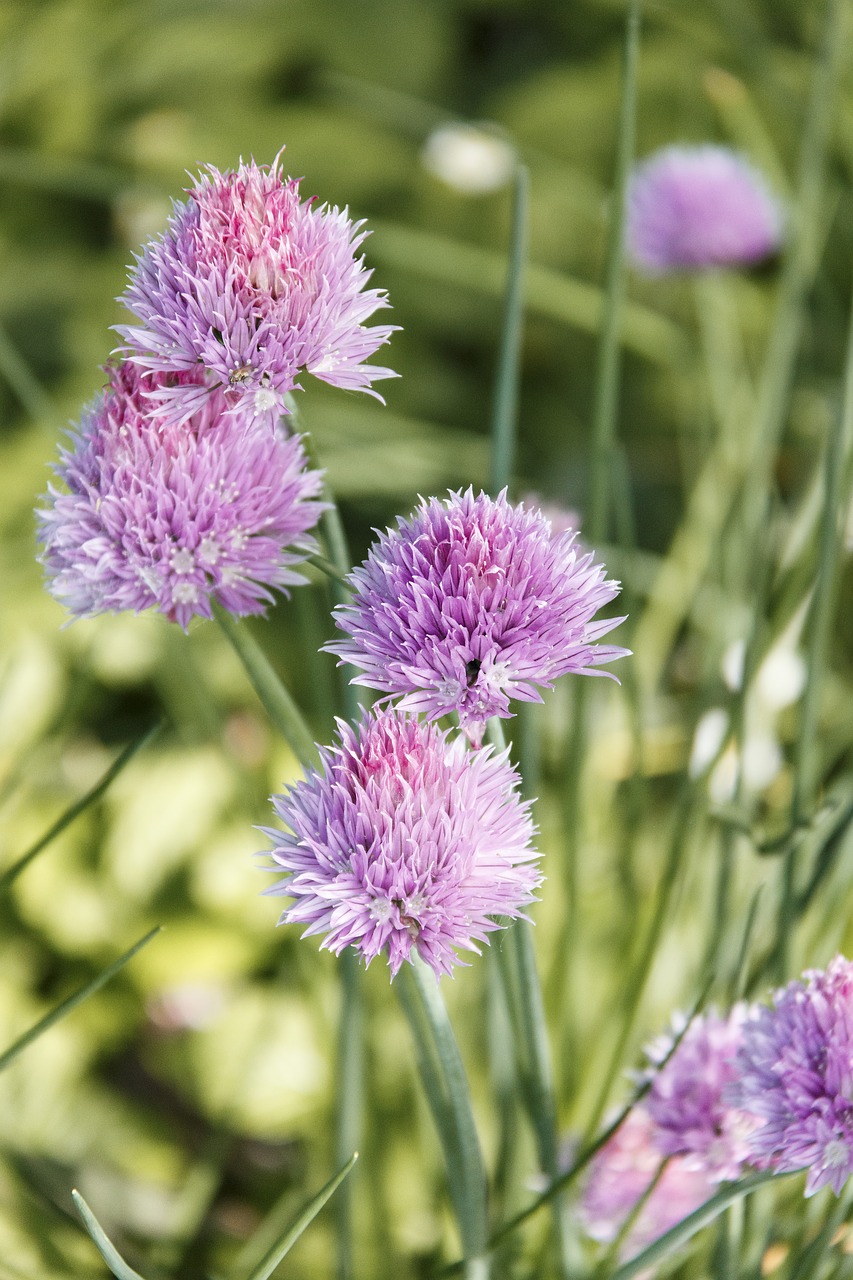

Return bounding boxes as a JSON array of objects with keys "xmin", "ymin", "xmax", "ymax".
[{"xmin": 2, "ymin": 1, "xmax": 853, "ymax": 1277}]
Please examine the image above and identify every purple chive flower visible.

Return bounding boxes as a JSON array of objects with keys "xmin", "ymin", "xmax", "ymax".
[
  {"xmin": 643, "ymin": 1006, "xmax": 752, "ymax": 1182},
  {"xmin": 731, "ymin": 956, "xmax": 853, "ymax": 1196},
  {"xmin": 627, "ymin": 145, "xmax": 783, "ymax": 274},
  {"xmin": 580, "ymin": 1107, "xmax": 714, "ymax": 1262},
  {"xmin": 37, "ymin": 361, "xmax": 326, "ymax": 629},
  {"xmin": 326, "ymin": 489, "xmax": 629, "ymax": 740},
  {"xmin": 116, "ymin": 152, "xmax": 397, "ymax": 429},
  {"xmin": 263, "ymin": 707, "xmax": 540, "ymax": 978}
]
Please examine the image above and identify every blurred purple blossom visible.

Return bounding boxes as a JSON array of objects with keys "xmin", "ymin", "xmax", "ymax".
[
  {"xmin": 37, "ymin": 361, "xmax": 326, "ymax": 628},
  {"xmin": 117, "ymin": 152, "xmax": 397, "ymax": 430},
  {"xmin": 627, "ymin": 145, "xmax": 783, "ymax": 274},
  {"xmin": 732, "ymin": 955, "xmax": 853, "ymax": 1196},
  {"xmin": 643, "ymin": 1005, "xmax": 752, "ymax": 1181},
  {"xmin": 263, "ymin": 707, "xmax": 540, "ymax": 978},
  {"xmin": 326, "ymin": 489, "xmax": 628, "ymax": 740},
  {"xmin": 580, "ymin": 1107, "xmax": 714, "ymax": 1262}
]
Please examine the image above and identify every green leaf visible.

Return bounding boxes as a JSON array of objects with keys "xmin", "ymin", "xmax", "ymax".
[
  {"xmin": 241, "ymin": 1152, "xmax": 358, "ymax": 1280},
  {"xmin": 0, "ymin": 723, "xmax": 161, "ymax": 894},
  {"xmin": 71, "ymin": 1190, "xmax": 150, "ymax": 1280}
]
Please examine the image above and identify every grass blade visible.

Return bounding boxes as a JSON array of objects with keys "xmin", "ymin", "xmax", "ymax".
[
  {"xmin": 0, "ymin": 723, "xmax": 161, "ymax": 894},
  {"xmin": 0, "ymin": 926, "xmax": 161, "ymax": 1073},
  {"xmin": 71, "ymin": 1189, "xmax": 149, "ymax": 1280},
  {"xmin": 242, "ymin": 1153, "xmax": 358, "ymax": 1280}
]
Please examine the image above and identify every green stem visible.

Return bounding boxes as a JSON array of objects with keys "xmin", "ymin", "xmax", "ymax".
[
  {"xmin": 489, "ymin": 164, "xmax": 528, "ymax": 495},
  {"xmin": 485, "ymin": 722, "xmax": 572, "ymax": 1276},
  {"xmin": 334, "ymin": 950, "xmax": 362, "ymax": 1280},
  {"xmin": 587, "ymin": 0, "xmax": 640, "ymax": 546},
  {"xmin": 396, "ymin": 957, "xmax": 489, "ymax": 1278},
  {"xmin": 213, "ymin": 603, "xmax": 318, "ymax": 769},
  {"xmin": 560, "ymin": 0, "xmax": 641, "ymax": 1107},
  {"xmin": 289, "ymin": 400, "xmax": 363, "ymax": 1280}
]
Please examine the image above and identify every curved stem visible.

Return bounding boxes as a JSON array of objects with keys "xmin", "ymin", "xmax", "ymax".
[{"xmin": 213, "ymin": 603, "xmax": 318, "ymax": 769}]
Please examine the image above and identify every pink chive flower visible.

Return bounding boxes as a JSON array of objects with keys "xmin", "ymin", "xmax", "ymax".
[
  {"xmin": 627, "ymin": 145, "xmax": 783, "ymax": 274},
  {"xmin": 643, "ymin": 1006, "xmax": 752, "ymax": 1182},
  {"xmin": 116, "ymin": 152, "xmax": 397, "ymax": 429},
  {"xmin": 731, "ymin": 956, "xmax": 853, "ymax": 1196},
  {"xmin": 263, "ymin": 707, "xmax": 540, "ymax": 978},
  {"xmin": 37, "ymin": 361, "xmax": 326, "ymax": 629},
  {"xmin": 580, "ymin": 1107, "xmax": 714, "ymax": 1262},
  {"xmin": 325, "ymin": 489, "xmax": 628, "ymax": 740}
]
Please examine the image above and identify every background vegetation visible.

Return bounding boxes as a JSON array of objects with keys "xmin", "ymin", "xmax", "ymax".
[{"xmin": 2, "ymin": 1, "xmax": 853, "ymax": 1276}]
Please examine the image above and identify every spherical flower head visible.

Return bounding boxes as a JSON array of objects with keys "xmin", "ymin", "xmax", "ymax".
[
  {"xmin": 731, "ymin": 955, "xmax": 853, "ymax": 1196},
  {"xmin": 37, "ymin": 361, "xmax": 327, "ymax": 628},
  {"xmin": 580, "ymin": 1107, "xmax": 714, "ymax": 1262},
  {"xmin": 627, "ymin": 145, "xmax": 783, "ymax": 274},
  {"xmin": 326, "ymin": 489, "xmax": 629, "ymax": 739},
  {"xmin": 263, "ymin": 707, "xmax": 541, "ymax": 978},
  {"xmin": 643, "ymin": 1005, "xmax": 752, "ymax": 1181},
  {"xmin": 116, "ymin": 152, "xmax": 397, "ymax": 429}
]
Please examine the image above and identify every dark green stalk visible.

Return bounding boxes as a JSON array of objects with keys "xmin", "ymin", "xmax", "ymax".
[
  {"xmin": 212, "ymin": 603, "xmax": 318, "ymax": 769},
  {"xmin": 489, "ymin": 164, "xmax": 528, "ymax": 495},
  {"xmin": 396, "ymin": 957, "xmax": 489, "ymax": 1279}
]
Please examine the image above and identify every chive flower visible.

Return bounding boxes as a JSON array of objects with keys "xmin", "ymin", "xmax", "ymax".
[
  {"xmin": 37, "ymin": 361, "xmax": 326, "ymax": 628},
  {"xmin": 326, "ymin": 489, "xmax": 628, "ymax": 740},
  {"xmin": 117, "ymin": 152, "xmax": 397, "ymax": 428},
  {"xmin": 627, "ymin": 145, "xmax": 783, "ymax": 274},
  {"xmin": 263, "ymin": 707, "xmax": 540, "ymax": 978},
  {"xmin": 732, "ymin": 956, "xmax": 853, "ymax": 1196},
  {"xmin": 643, "ymin": 1006, "xmax": 751, "ymax": 1181}
]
